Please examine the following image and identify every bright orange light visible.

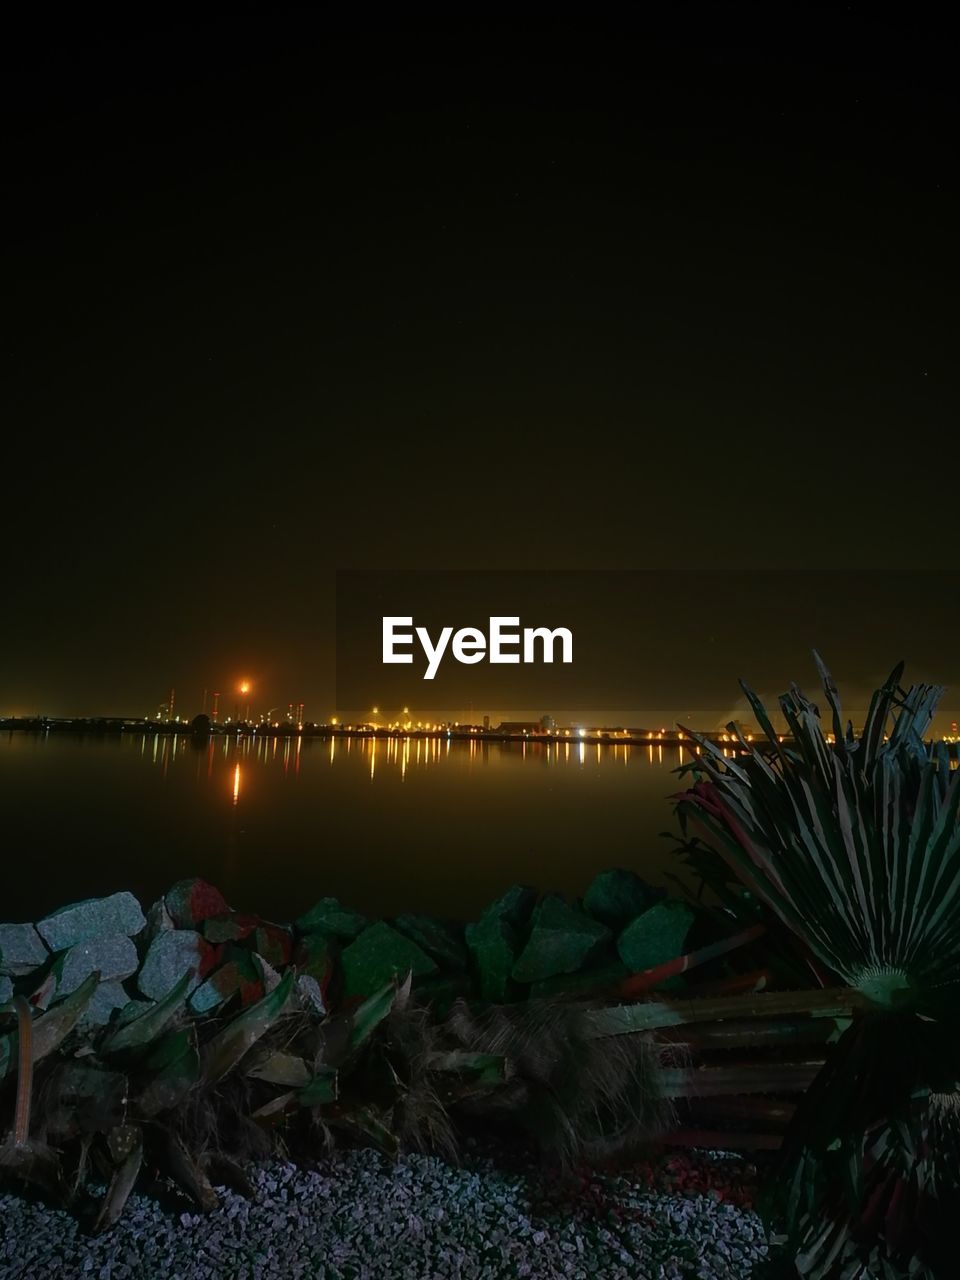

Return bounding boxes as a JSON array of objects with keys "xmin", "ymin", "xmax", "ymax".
[{"xmin": 239, "ymin": 681, "xmax": 251, "ymax": 695}]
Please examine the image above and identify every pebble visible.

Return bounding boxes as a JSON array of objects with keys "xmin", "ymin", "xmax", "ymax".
[{"xmin": 0, "ymin": 1148, "xmax": 774, "ymax": 1279}]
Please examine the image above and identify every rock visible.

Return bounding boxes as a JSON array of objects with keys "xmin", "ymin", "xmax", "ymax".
[
  {"xmin": 36, "ymin": 892, "xmax": 145, "ymax": 952},
  {"xmin": 485, "ymin": 885, "xmax": 537, "ymax": 930},
  {"xmin": 617, "ymin": 900, "xmax": 695, "ymax": 972},
  {"xmin": 583, "ymin": 869, "xmax": 662, "ymax": 928},
  {"xmin": 0, "ymin": 976, "xmax": 12, "ymax": 1004},
  {"xmin": 293, "ymin": 931, "xmax": 336, "ymax": 987},
  {"xmin": 189, "ymin": 949, "xmax": 262, "ymax": 1014},
  {"xmin": 139, "ymin": 929, "xmax": 217, "ymax": 1000},
  {"xmin": 77, "ymin": 980, "xmax": 130, "ymax": 1030},
  {"xmin": 340, "ymin": 922, "xmax": 436, "ymax": 999},
  {"xmin": 165, "ymin": 879, "xmax": 230, "ymax": 929},
  {"xmin": 295, "ymin": 897, "xmax": 367, "ymax": 940},
  {"xmin": 140, "ymin": 897, "xmax": 175, "ymax": 952},
  {"xmin": 296, "ymin": 974, "xmax": 327, "ymax": 1016},
  {"xmin": 0, "ymin": 922, "xmax": 49, "ymax": 976},
  {"xmin": 393, "ymin": 914, "xmax": 468, "ymax": 970},
  {"xmin": 254, "ymin": 922, "xmax": 293, "ymax": 969},
  {"xmin": 511, "ymin": 896, "xmax": 611, "ymax": 983},
  {"xmin": 54, "ymin": 934, "xmax": 139, "ymax": 996},
  {"xmin": 462, "ymin": 884, "xmax": 537, "ymax": 1002},
  {"xmin": 465, "ymin": 914, "xmax": 518, "ymax": 1003},
  {"xmin": 203, "ymin": 912, "xmax": 260, "ymax": 943}
]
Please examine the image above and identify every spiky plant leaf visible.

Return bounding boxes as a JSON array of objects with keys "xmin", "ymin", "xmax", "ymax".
[
  {"xmin": 101, "ymin": 972, "xmax": 192, "ymax": 1055},
  {"xmin": 92, "ymin": 1127, "xmax": 142, "ymax": 1233},
  {"xmin": 199, "ymin": 971, "xmax": 294, "ymax": 1085}
]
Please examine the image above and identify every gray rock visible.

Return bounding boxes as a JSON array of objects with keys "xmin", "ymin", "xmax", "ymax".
[
  {"xmin": 617, "ymin": 899, "xmax": 696, "ymax": 973},
  {"xmin": 583, "ymin": 868, "xmax": 661, "ymax": 928},
  {"xmin": 294, "ymin": 897, "xmax": 367, "ymax": 940},
  {"xmin": 464, "ymin": 912, "xmax": 518, "ymax": 1003},
  {"xmin": 139, "ymin": 929, "xmax": 214, "ymax": 1000},
  {"xmin": 0, "ymin": 975, "xmax": 12, "ymax": 1004},
  {"xmin": 77, "ymin": 980, "xmax": 130, "ymax": 1030},
  {"xmin": 37, "ymin": 892, "xmax": 146, "ymax": 952},
  {"xmin": 340, "ymin": 922, "xmax": 436, "ymax": 999},
  {"xmin": 296, "ymin": 974, "xmax": 327, "ymax": 1016},
  {"xmin": 510, "ymin": 895, "xmax": 611, "ymax": 983},
  {"xmin": 393, "ymin": 914, "xmax": 468, "ymax": 970},
  {"xmin": 141, "ymin": 897, "xmax": 175, "ymax": 948},
  {"xmin": 0, "ymin": 921, "xmax": 49, "ymax": 976},
  {"xmin": 188, "ymin": 950, "xmax": 261, "ymax": 1014},
  {"xmin": 55, "ymin": 934, "xmax": 139, "ymax": 996}
]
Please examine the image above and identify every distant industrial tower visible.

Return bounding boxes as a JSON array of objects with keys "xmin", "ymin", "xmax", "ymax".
[{"xmin": 211, "ymin": 692, "xmax": 220, "ymax": 722}]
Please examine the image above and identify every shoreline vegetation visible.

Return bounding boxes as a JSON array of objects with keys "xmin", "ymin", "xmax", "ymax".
[{"xmin": 2, "ymin": 656, "xmax": 959, "ymax": 1279}]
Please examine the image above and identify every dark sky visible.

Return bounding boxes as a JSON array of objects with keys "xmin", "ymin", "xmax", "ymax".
[{"xmin": 3, "ymin": 5, "xmax": 957, "ymax": 720}]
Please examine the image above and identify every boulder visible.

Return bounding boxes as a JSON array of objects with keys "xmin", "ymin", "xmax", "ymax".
[
  {"xmin": 189, "ymin": 949, "xmax": 262, "ymax": 1014},
  {"xmin": 485, "ymin": 884, "xmax": 537, "ymax": 930},
  {"xmin": 203, "ymin": 912, "xmax": 260, "ymax": 943},
  {"xmin": 294, "ymin": 897, "xmax": 366, "ymax": 940},
  {"xmin": 617, "ymin": 900, "xmax": 695, "ymax": 973},
  {"xmin": 293, "ymin": 931, "xmax": 336, "ymax": 987},
  {"xmin": 465, "ymin": 913, "xmax": 518, "ymax": 1003},
  {"xmin": 340, "ymin": 922, "xmax": 436, "ymax": 999},
  {"xmin": 140, "ymin": 897, "xmax": 175, "ymax": 950},
  {"xmin": 0, "ymin": 976, "xmax": 12, "ymax": 1004},
  {"xmin": 463, "ymin": 885, "xmax": 537, "ymax": 1001},
  {"xmin": 393, "ymin": 914, "xmax": 468, "ymax": 970},
  {"xmin": 164, "ymin": 879, "xmax": 230, "ymax": 929},
  {"xmin": 254, "ymin": 922, "xmax": 293, "ymax": 969},
  {"xmin": 0, "ymin": 922, "xmax": 49, "ymax": 976},
  {"xmin": 37, "ymin": 892, "xmax": 145, "ymax": 952},
  {"xmin": 55, "ymin": 934, "xmax": 139, "ymax": 996},
  {"xmin": 511, "ymin": 896, "xmax": 611, "ymax": 983},
  {"xmin": 296, "ymin": 974, "xmax": 327, "ymax": 1016},
  {"xmin": 583, "ymin": 869, "xmax": 662, "ymax": 928},
  {"xmin": 139, "ymin": 929, "xmax": 216, "ymax": 1000},
  {"xmin": 77, "ymin": 980, "xmax": 130, "ymax": 1030}
]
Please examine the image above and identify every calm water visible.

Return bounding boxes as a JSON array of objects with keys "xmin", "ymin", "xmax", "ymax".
[{"xmin": 0, "ymin": 732, "xmax": 695, "ymax": 924}]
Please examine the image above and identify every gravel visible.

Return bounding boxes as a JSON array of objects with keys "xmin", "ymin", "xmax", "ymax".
[{"xmin": 0, "ymin": 1147, "xmax": 774, "ymax": 1280}]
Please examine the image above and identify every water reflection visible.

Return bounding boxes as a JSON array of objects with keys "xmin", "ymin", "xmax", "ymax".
[
  {"xmin": 0, "ymin": 730, "xmax": 702, "ymax": 923},
  {"xmin": 132, "ymin": 732, "xmax": 707, "ymax": 783}
]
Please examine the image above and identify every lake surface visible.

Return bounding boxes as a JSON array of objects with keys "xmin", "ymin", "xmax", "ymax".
[{"xmin": 0, "ymin": 732, "xmax": 698, "ymax": 925}]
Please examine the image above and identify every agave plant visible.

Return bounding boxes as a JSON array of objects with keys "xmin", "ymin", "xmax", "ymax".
[{"xmin": 673, "ymin": 656, "xmax": 960, "ymax": 1279}]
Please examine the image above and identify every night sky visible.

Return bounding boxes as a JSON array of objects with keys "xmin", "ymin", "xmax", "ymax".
[{"xmin": 4, "ymin": 6, "xmax": 957, "ymax": 721}]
